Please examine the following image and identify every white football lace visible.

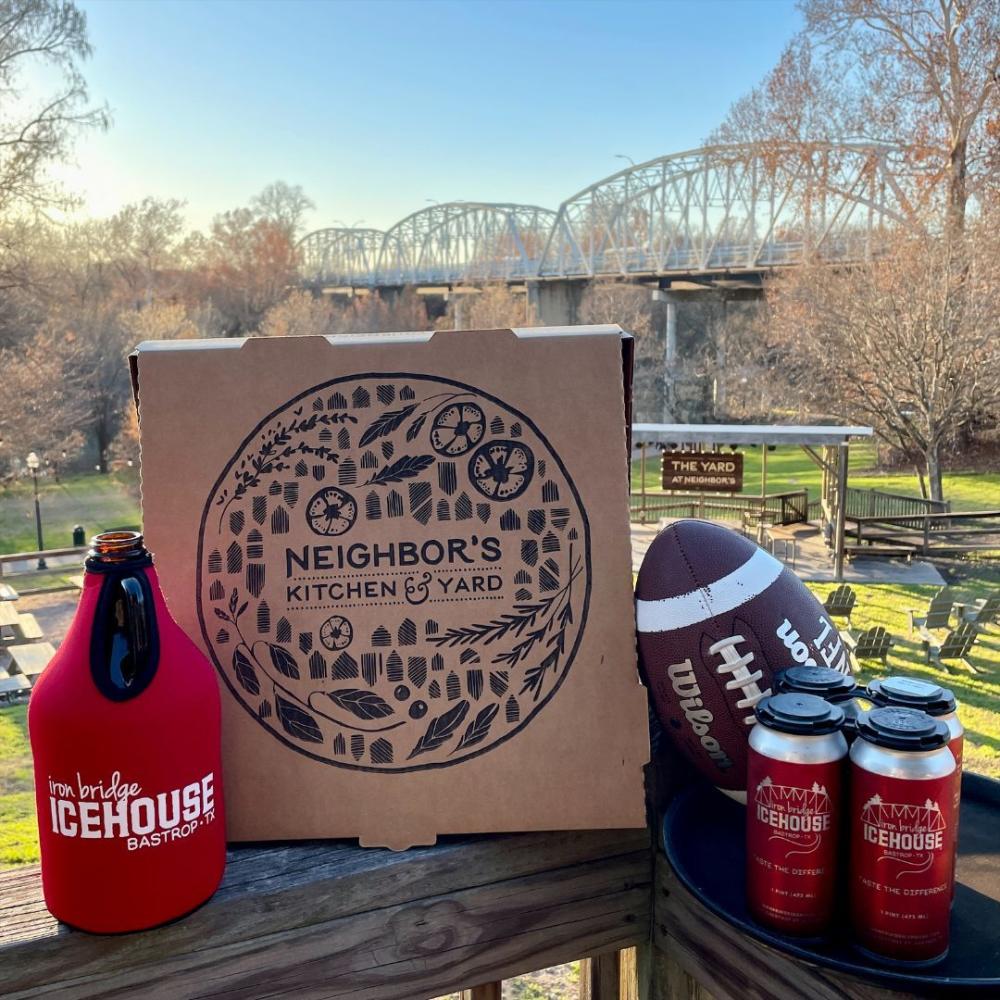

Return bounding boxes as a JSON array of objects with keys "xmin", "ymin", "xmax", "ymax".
[{"xmin": 709, "ymin": 635, "xmax": 770, "ymax": 725}]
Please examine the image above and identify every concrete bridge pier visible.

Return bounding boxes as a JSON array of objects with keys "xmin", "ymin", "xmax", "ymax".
[
  {"xmin": 526, "ymin": 281, "xmax": 585, "ymax": 326},
  {"xmin": 652, "ymin": 289, "xmax": 680, "ymax": 421}
]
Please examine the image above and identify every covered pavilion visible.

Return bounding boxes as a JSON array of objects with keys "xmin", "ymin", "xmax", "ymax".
[{"xmin": 630, "ymin": 423, "xmax": 874, "ymax": 581}]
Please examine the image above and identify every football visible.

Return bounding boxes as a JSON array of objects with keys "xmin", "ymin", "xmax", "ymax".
[{"xmin": 636, "ymin": 519, "xmax": 851, "ymax": 798}]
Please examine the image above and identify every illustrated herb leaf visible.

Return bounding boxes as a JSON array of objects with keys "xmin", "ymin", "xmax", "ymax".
[
  {"xmin": 453, "ymin": 703, "xmax": 498, "ymax": 753},
  {"xmin": 268, "ymin": 643, "xmax": 300, "ymax": 679},
  {"xmin": 232, "ymin": 648, "xmax": 260, "ymax": 695},
  {"xmin": 237, "ymin": 601, "xmax": 249, "ymax": 619},
  {"xmin": 368, "ymin": 454, "xmax": 434, "ymax": 486},
  {"xmin": 359, "ymin": 404, "xmax": 418, "ymax": 447},
  {"xmin": 407, "ymin": 700, "xmax": 470, "ymax": 759},
  {"xmin": 405, "ymin": 412, "xmax": 427, "ymax": 442},
  {"xmin": 213, "ymin": 607, "xmax": 230, "ymax": 622},
  {"xmin": 324, "ymin": 688, "xmax": 394, "ymax": 721},
  {"xmin": 275, "ymin": 693, "xmax": 323, "ymax": 743}
]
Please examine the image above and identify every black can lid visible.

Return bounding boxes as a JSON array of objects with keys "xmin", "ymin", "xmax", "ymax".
[
  {"xmin": 855, "ymin": 706, "xmax": 950, "ymax": 751},
  {"xmin": 774, "ymin": 666, "xmax": 857, "ymax": 702},
  {"xmin": 754, "ymin": 692, "xmax": 845, "ymax": 735},
  {"xmin": 867, "ymin": 676, "xmax": 956, "ymax": 716}
]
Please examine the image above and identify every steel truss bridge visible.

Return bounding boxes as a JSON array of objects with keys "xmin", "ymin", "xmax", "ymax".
[{"xmin": 298, "ymin": 142, "xmax": 912, "ymax": 289}]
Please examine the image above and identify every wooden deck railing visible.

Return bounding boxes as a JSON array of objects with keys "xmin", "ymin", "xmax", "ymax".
[
  {"xmin": 630, "ymin": 490, "xmax": 817, "ymax": 526},
  {"xmin": 848, "ymin": 509, "xmax": 1000, "ymax": 555},
  {"xmin": 0, "ymin": 546, "xmax": 87, "ymax": 578},
  {"xmin": 0, "ymin": 815, "xmax": 960, "ymax": 999},
  {"xmin": 844, "ymin": 486, "xmax": 950, "ymax": 520}
]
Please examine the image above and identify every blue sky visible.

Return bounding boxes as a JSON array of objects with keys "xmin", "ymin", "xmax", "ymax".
[{"xmin": 59, "ymin": 0, "xmax": 801, "ymax": 233}]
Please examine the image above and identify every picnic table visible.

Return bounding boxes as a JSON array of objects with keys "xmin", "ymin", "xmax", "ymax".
[
  {"xmin": 6, "ymin": 641, "xmax": 56, "ymax": 681},
  {"xmin": 0, "ymin": 601, "xmax": 21, "ymax": 629},
  {"xmin": 0, "ymin": 581, "xmax": 19, "ymax": 601}
]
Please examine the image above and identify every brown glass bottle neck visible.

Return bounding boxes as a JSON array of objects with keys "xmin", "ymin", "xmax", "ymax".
[{"xmin": 86, "ymin": 531, "xmax": 153, "ymax": 571}]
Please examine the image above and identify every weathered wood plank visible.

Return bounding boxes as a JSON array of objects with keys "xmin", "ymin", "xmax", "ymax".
[
  {"xmin": 460, "ymin": 984, "xmax": 502, "ymax": 1000},
  {"xmin": 655, "ymin": 855, "xmax": 930, "ymax": 1000},
  {"xmin": 620, "ymin": 946, "xmax": 640, "ymax": 1000},
  {"xmin": 579, "ymin": 950, "xmax": 621, "ymax": 999},
  {"xmin": 2, "ymin": 830, "xmax": 650, "ymax": 998}
]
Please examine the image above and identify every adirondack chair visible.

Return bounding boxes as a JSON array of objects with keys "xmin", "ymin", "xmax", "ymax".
[
  {"xmin": 844, "ymin": 625, "xmax": 894, "ymax": 666},
  {"xmin": 823, "ymin": 584, "xmax": 856, "ymax": 624},
  {"xmin": 959, "ymin": 594, "xmax": 1000, "ymax": 629},
  {"xmin": 924, "ymin": 621, "xmax": 980, "ymax": 671},
  {"xmin": 907, "ymin": 588, "xmax": 954, "ymax": 636}
]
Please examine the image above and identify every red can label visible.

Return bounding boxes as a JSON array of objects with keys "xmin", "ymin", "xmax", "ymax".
[
  {"xmin": 746, "ymin": 749, "xmax": 843, "ymax": 936},
  {"xmin": 850, "ymin": 767, "xmax": 954, "ymax": 962}
]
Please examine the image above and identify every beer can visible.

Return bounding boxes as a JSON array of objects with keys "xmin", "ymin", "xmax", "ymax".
[
  {"xmin": 867, "ymin": 676, "xmax": 963, "ymax": 777},
  {"xmin": 747, "ymin": 693, "xmax": 847, "ymax": 937},
  {"xmin": 849, "ymin": 707, "xmax": 955, "ymax": 966},
  {"xmin": 775, "ymin": 665, "xmax": 863, "ymax": 740},
  {"xmin": 867, "ymin": 677, "xmax": 963, "ymax": 896}
]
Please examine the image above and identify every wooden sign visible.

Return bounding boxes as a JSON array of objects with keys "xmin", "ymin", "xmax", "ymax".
[{"xmin": 661, "ymin": 451, "xmax": 743, "ymax": 493}]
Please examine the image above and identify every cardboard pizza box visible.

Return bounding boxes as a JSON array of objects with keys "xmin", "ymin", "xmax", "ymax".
[{"xmin": 131, "ymin": 326, "xmax": 648, "ymax": 849}]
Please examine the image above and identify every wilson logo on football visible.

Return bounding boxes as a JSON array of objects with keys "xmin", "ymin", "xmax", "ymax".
[
  {"xmin": 755, "ymin": 776, "xmax": 832, "ymax": 855},
  {"xmin": 861, "ymin": 795, "xmax": 947, "ymax": 875},
  {"xmin": 667, "ymin": 659, "xmax": 733, "ymax": 771}
]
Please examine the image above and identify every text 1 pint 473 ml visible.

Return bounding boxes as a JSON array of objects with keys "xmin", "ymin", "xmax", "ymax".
[
  {"xmin": 746, "ymin": 692, "xmax": 847, "ymax": 937},
  {"xmin": 28, "ymin": 532, "xmax": 226, "ymax": 933},
  {"xmin": 849, "ymin": 706, "xmax": 955, "ymax": 966}
]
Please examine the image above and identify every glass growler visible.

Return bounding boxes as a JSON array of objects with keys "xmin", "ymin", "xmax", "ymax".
[{"xmin": 29, "ymin": 531, "xmax": 225, "ymax": 932}]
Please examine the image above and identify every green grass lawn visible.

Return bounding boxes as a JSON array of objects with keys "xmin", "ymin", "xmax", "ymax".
[
  {"xmin": 806, "ymin": 577, "xmax": 1000, "ymax": 780},
  {"xmin": 0, "ymin": 706, "xmax": 36, "ymax": 867},
  {"xmin": 0, "ymin": 470, "xmax": 141, "ymax": 554},
  {"xmin": 631, "ymin": 443, "xmax": 1000, "ymax": 512}
]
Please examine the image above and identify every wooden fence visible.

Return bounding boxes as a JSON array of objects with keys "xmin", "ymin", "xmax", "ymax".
[
  {"xmin": 843, "ymin": 486, "xmax": 950, "ymax": 520},
  {"xmin": 0, "ymin": 546, "xmax": 87, "ymax": 578},
  {"xmin": 630, "ymin": 490, "xmax": 818, "ymax": 526},
  {"xmin": 847, "ymin": 509, "xmax": 1000, "ymax": 556}
]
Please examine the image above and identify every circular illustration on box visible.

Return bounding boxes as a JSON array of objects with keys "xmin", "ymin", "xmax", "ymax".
[
  {"xmin": 320, "ymin": 614, "xmax": 353, "ymax": 651},
  {"xmin": 197, "ymin": 373, "xmax": 591, "ymax": 772},
  {"xmin": 306, "ymin": 486, "xmax": 358, "ymax": 536},
  {"xmin": 430, "ymin": 402, "xmax": 485, "ymax": 457}
]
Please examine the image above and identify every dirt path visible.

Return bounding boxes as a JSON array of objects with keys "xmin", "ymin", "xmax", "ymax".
[{"xmin": 14, "ymin": 592, "xmax": 78, "ymax": 647}]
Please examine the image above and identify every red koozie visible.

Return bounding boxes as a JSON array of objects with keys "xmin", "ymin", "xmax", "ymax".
[{"xmin": 29, "ymin": 531, "xmax": 225, "ymax": 932}]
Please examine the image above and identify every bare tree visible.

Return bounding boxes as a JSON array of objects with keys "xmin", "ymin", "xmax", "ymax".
[
  {"xmin": 765, "ymin": 224, "xmax": 1000, "ymax": 500},
  {"xmin": 259, "ymin": 289, "xmax": 333, "ymax": 338},
  {"xmin": 251, "ymin": 181, "xmax": 315, "ymax": 241},
  {"xmin": 442, "ymin": 283, "xmax": 539, "ymax": 330},
  {"xmin": 578, "ymin": 281, "xmax": 653, "ymax": 338},
  {"xmin": 105, "ymin": 197, "xmax": 187, "ymax": 303},
  {"xmin": 0, "ymin": 0, "xmax": 108, "ymax": 206},
  {"xmin": 0, "ymin": 330, "xmax": 88, "ymax": 473},
  {"xmin": 189, "ymin": 209, "xmax": 298, "ymax": 336},
  {"xmin": 330, "ymin": 288, "xmax": 430, "ymax": 335},
  {"xmin": 714, "ymin": 0, "xmax": 1000, "ymax": 231}
]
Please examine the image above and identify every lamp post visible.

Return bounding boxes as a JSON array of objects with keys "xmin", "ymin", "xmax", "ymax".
[{"xmin": 26, "ymin": 452, "xmax": 46, "ymax": 569}]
